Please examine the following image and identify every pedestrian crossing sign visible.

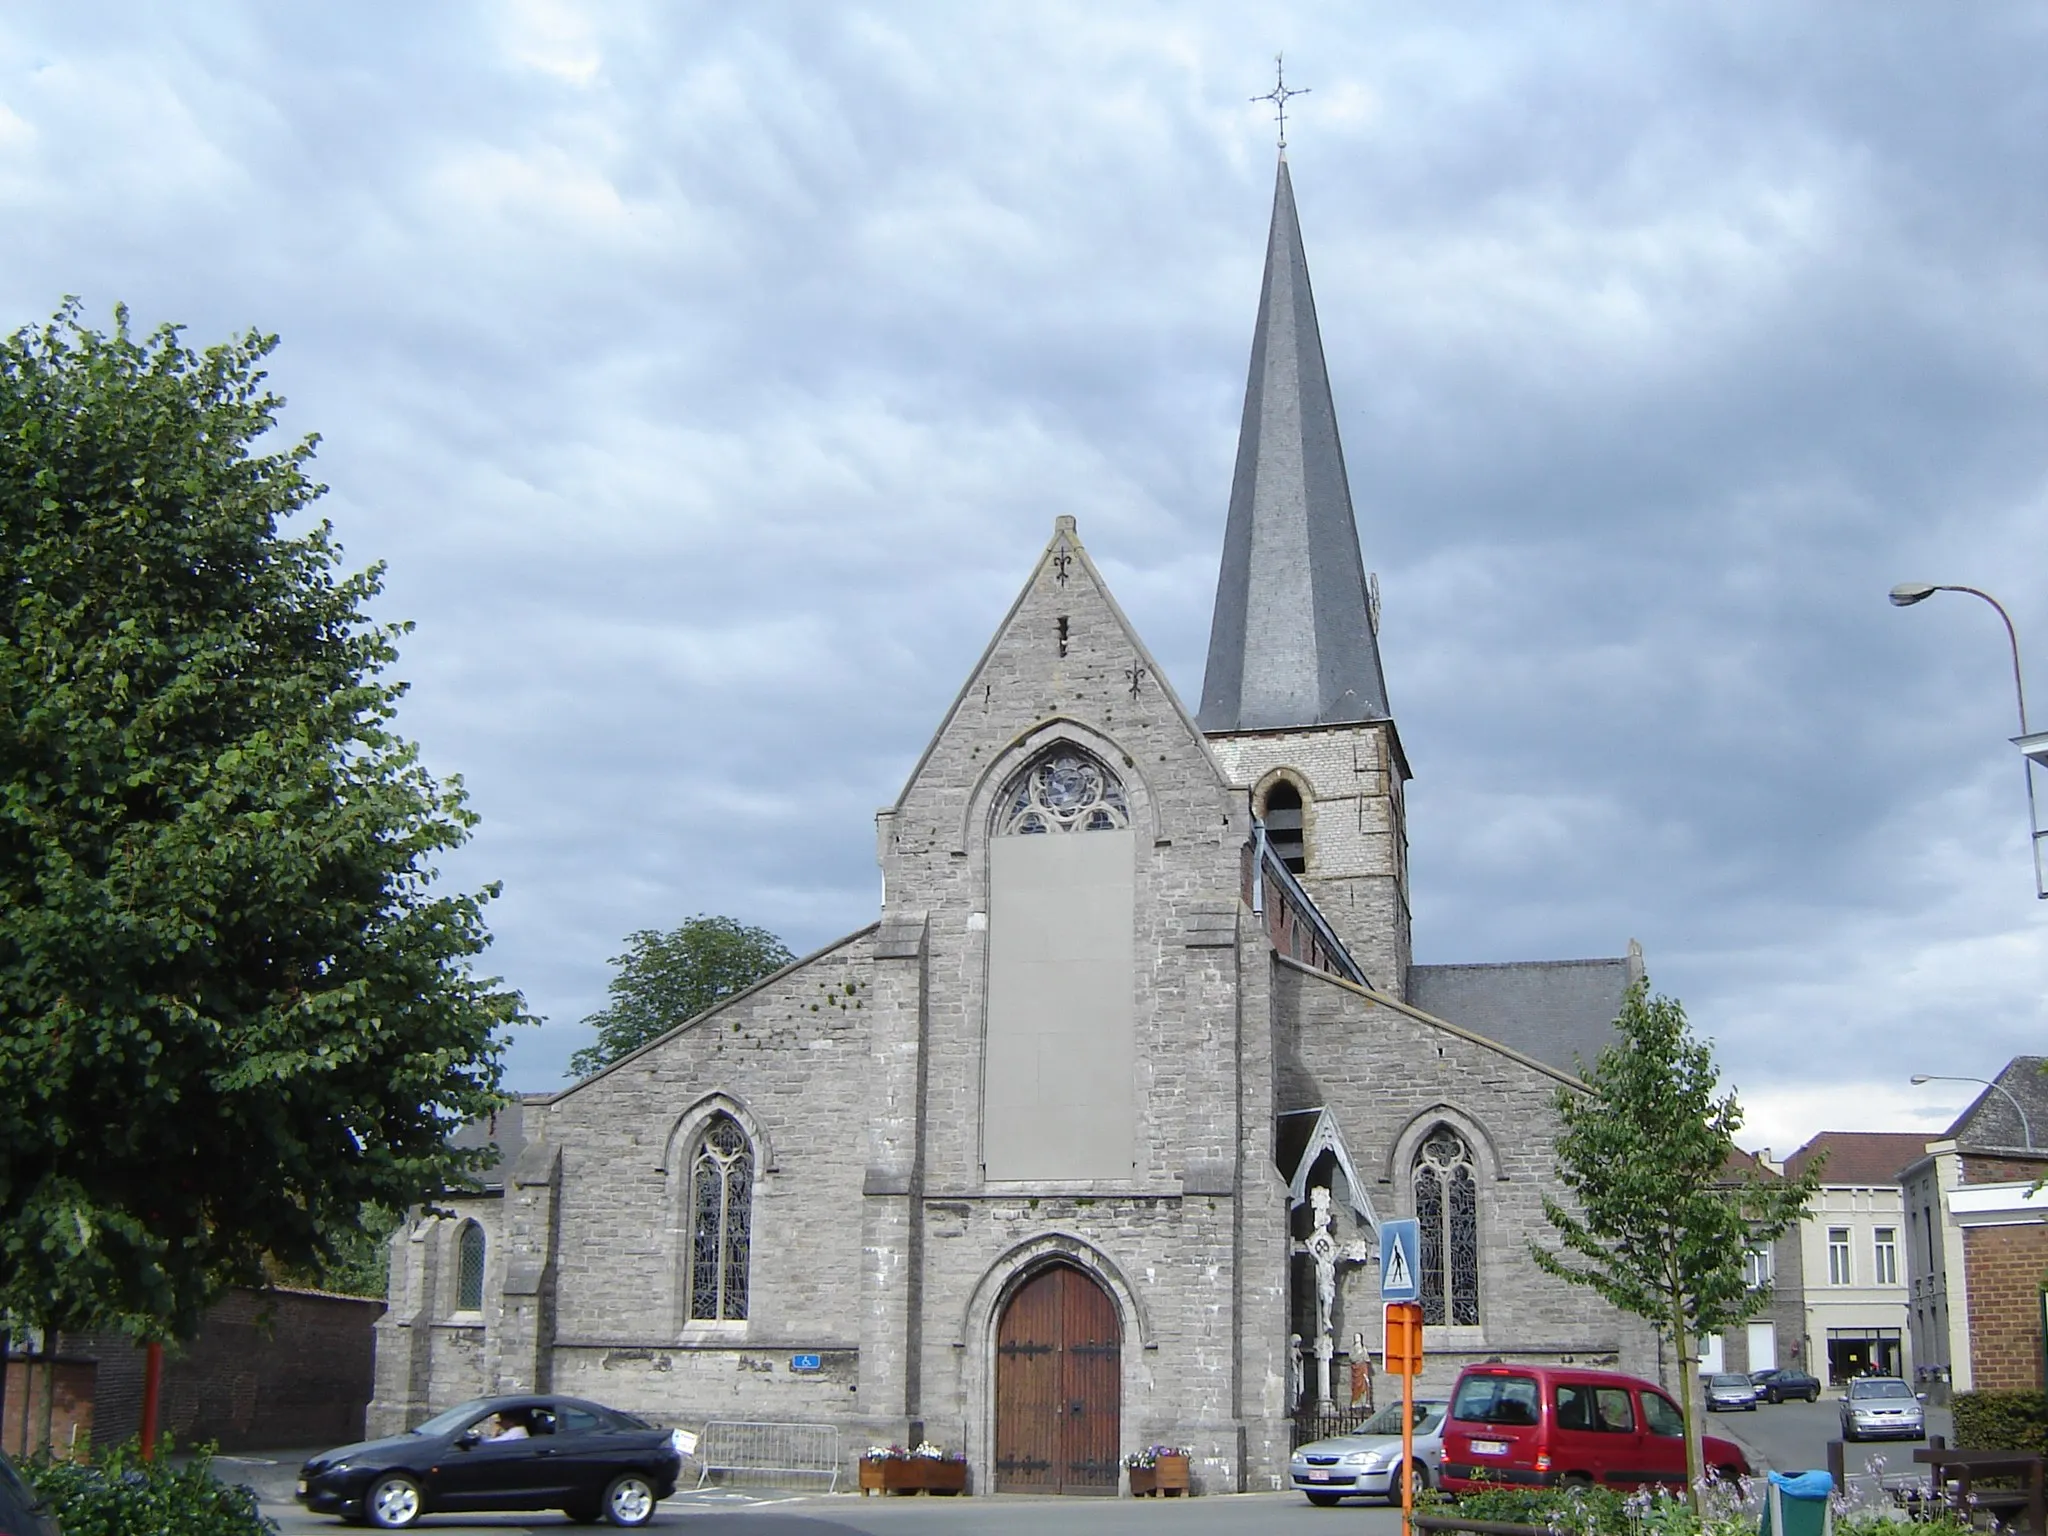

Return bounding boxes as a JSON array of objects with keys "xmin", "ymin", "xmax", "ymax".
[{"xmin": 1379, "ymin": 1218, "xmax": 1421, "ymax": 1303}]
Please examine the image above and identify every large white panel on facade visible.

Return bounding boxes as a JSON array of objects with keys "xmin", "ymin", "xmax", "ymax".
[
  {"xmin": 1747, "ymin": 1321, "xmax": 1777, "ymax": 1372},
  {"xmin": 983, "ymin": 829, "xmax": 1136, "ymax": 1180},
  {"xmin": 1698, "ymin": 1333, "xmax": 1725, "ymax": 1375}
]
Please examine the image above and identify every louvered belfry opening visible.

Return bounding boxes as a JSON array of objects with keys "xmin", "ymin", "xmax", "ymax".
[
  {"xmin": 994, "ymin": 1262, "xmax": 1122, "ymax": 1494},
  {"xmin": 1263, "ymin": 780, "xmax": 1307, "ymax": 873}
]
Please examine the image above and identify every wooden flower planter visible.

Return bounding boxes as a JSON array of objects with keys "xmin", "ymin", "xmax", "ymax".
[
  {"xmin": 859, "ymin": 1457, "xmax": 968, "ymax": 1496},
  {"xmin": 1129, "ymin": 1454, "xmax": 1190, "ymax": 1497}
]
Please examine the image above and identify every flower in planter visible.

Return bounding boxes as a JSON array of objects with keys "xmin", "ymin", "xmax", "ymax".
[
  {"xmin": 864, "ymin": 1445, "xmax": 909, "ymax": 1462},
  {"xmin": 1124, "ymin": 1444, "xmax": 1194, "ymax": 1469},
  {"xmin": 910, "ymin": 1441, "xmax": 962, "ymax": 1462}
]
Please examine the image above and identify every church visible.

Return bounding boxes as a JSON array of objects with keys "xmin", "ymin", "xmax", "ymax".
[{"xmin": 370, "ymin": 153, "xmax": 1661, "ymax": 1495}]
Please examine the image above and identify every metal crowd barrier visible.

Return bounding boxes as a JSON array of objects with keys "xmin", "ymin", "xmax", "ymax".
[{"xmin": 694, "ymin": 1419, "xmax": 841, "ymax": 1492}]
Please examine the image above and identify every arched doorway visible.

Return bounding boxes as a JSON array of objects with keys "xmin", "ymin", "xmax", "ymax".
[{"xmin": 994, "ymin": 1262, "xmax": 1121, "ymax": 1494}]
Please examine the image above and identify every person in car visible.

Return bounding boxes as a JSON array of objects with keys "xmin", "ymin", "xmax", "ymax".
[{"xmin": 488, "ymin": 1411, "xmax": 530, "ymax": 1441}]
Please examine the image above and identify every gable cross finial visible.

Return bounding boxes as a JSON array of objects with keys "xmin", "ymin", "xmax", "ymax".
[{"xmin": 1253, "ymin": 54, "xmax": 1309, "ymax": 150}]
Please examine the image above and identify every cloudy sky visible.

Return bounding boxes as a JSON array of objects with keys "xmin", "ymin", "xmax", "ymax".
[{"xmin": 4, "ymin": 3, "xmax": 2044, "ymax": 1153}]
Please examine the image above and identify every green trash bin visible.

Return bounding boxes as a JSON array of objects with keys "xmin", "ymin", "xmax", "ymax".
[{"xmin": 1761, "ymin": 1471, "xmax": 1835, "ymax": 1536}]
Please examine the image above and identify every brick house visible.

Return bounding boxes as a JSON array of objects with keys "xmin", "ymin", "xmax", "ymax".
[
  {"xmin": 1901, "ymin": 1057, "xmax": 2048, "ymax": 1398},
  {"xmin": 371, "ymin": 153, "xmax": 1662, "ymax": 1495},
  {"xmin": 1696, "ymin": 1150, "xmax": 1808, "ymax": 1380}
]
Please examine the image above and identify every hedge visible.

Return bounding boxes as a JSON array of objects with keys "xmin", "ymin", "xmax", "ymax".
[
  {"xmin": 1953, "ymin": 1391, "xmax": 2048, "ymax": 1459},
  {"xmin": 19, "ymin": 1441, "xmax": 276, "ymax": 1536}
]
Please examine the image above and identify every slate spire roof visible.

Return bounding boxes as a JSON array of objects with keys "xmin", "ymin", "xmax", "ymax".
[{"xmin": 1199, "ymin": 153, "xmax": 1391, "ymax": 733}]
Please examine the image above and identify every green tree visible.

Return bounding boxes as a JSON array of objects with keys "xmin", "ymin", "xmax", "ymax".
[
  {"xmin": 0, "ymin": 303, "xmax": 526, "ymax": 1344},
  {"xmin": 1531, "ymin": 981, "xmax": 1820, "ymax": 1508},
  {"xmin": 569, "ymin": 915, "xmax": 794, "ymax": 1077}
]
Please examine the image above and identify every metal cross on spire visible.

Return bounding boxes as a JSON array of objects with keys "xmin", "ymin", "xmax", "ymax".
[{"xmin": 1253, "ymin": 54, "xmax": 1310, "ymax": 150}]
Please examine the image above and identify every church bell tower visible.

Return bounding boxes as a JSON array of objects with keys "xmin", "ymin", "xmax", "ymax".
[{"xmin": 1199, "ymin": 153, "xmax": 1412, "ymax": 995}]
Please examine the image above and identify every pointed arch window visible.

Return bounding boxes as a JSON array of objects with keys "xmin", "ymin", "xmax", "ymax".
[
  {"xmin": 1413, "ymin": 1127, "xmax": 1479, "ymax": 1325},
  {"xmin": 456, "ymin": 1220, "xmax": 486, "ymax": 1312},
  {"xmin": 999, "ymin": 746, "xmax": 1129, "ymax": 835},
  {"xmin": 688, "ymin": 1114, "xmax": 753, "ymax": 1321}
]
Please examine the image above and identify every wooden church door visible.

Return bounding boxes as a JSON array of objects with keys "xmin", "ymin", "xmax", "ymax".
[{"xmin": 994, "ymin": 1263, "xmax": 1121, "ymax": 1494}]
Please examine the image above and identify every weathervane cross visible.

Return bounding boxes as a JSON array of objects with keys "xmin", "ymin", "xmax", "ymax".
[{"xmin": 1253, "ymin": 54, "xmax": 1310, "ymax": 150}]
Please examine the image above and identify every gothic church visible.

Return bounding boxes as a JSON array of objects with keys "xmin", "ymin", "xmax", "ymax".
[{"xmin": 372, "ymin": 154, "xmax": 1660, "ymax": 1494}]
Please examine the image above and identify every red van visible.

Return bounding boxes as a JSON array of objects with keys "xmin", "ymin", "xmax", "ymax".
[{"xmin": 1439, "ymin": 1363, "xmax": 1751, "ymax": 1492}]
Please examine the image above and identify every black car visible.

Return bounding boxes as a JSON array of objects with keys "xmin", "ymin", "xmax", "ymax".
[
  {"xmin": 297, "ymin": 1394, "xmax": 683, "ymax": 1528},
  {"xmin": 0, "ymin": 1445, "xmax": 59, "ymax": 1536},
  {"xmin": 1750, "ymin": 1368, "xmax": 1822, "ymax": 1403}
]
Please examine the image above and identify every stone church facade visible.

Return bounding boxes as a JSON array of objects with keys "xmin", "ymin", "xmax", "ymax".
[{"xmin": 371, "ymin": 154, "xmax": 1661, "ymax": 1494}]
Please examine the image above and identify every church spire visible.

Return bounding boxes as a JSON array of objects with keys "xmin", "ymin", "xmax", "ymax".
[{"xmin": 1198, "ymin": 156, "xmax": 1390, "ymax": 733}]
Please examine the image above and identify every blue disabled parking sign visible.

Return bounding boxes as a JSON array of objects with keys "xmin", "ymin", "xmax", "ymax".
[{"xmin": 1379, "ymin": 1218, "xmax": 1421, "ymax": 1303}]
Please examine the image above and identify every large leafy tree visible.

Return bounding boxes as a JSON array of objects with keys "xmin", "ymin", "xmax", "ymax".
[
  {"xmin": 568, "ymin": 916, "xmax": 793, "ymax": 1077},
  {"xmin": 1531, "ymin": 981, "xmax": 1820, "ymax": 1507},
  {"xmin": 0, "ymin": 304, "xmax": 526, "ymax": 1342}
]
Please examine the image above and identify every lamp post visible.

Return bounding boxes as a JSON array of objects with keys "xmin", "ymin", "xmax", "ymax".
[
  {"xmin": 1911, "ymin": 1072, "xmax": 2034, "ymax": 1151},
  {"xmin": 1889, "ymin": 582, "xmax": 2048, "ymax": 899}
]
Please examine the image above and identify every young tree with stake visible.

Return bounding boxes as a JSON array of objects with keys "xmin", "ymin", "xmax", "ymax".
[{"xmin": 1531, "ymin": 982, "xmax": 1819, "ymax": 1509}]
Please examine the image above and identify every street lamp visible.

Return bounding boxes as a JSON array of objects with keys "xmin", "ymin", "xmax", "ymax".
[
  {"xmin": 1911, "ymin": 1072, "xmax": 2034, "ymax": 1151},
  {"xmin": 1889, "ymin": 582, "xmax": 2048, "ymax": 899}
]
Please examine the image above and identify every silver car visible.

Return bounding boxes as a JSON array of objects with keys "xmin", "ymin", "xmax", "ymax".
[
  {"xmin": 1840, "ymin": 1377, "xmax": 1926, "ymax": 1441},
  {"xmin": 1705, "ymin": 1372, "xmax": 1759, "ymax": 1412},
  {"xmin": 1290, "ymin": 1399, "xmax": 1447, "ymax": 1506}
]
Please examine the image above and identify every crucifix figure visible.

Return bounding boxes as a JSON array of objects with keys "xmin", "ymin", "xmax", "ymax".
[
  {"xmin": 1297, "ymin": 1185, "xmax": 1374, "ymax": 1412},
  {"xmin": 1252, "ymin": 54, "xmax": 1310, "ymax": 151}
]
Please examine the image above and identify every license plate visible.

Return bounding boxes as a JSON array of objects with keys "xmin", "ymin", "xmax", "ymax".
[
  {"xmin": 1309, "ymin": 1470, "xmax": 1330, "ymax": 1481},
  {"xmin": 1472, "ymin": 1440, "xmax": 1509, "ymax": 1456},
  {"xmin": 296, "ymin": 1481, "xmax": 308, "ymax": 1496}
]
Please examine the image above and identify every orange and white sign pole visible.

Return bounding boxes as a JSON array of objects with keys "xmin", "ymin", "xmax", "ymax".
[{"xmin": 1385, "ymin": 1301, "xmax": 1424, "ymax": 1536}]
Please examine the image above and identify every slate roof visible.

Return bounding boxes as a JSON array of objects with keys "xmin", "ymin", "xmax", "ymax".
[
  {"xmin": 447, "ymin": 1097, "xmax": 537, "ymax": 1191},
  {"xmin": 1405, "ymin": 957, "xmax": 1636, "ymax": 1078},
  {"xmin": 1941, "ymin": 1056, "xmax": 2048, "ymax": 1154},
  {"xmin": 1784, "ymin": 1131, "xmax": 1931, "ymax": 1186},
  {"xmin": 1198, "ymin": 154, "xmax": 1390, "ymax": 733}
]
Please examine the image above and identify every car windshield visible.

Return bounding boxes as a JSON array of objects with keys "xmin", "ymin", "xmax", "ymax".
[
  {"xmin": 1710, "ymin": 1375, "xmax": 1750, "ymax": 1388},
  {"xmin": 1851, "ymin": 1380, "xmax": 1913, "ymax": 1399},
  {"xmin": 1358, "ymin": 1401, "xmax": 1445, "ymax": 1436},
  {"xmin": 413, "ymin": 1399, "xmax": 497, "ymax": 1436}
]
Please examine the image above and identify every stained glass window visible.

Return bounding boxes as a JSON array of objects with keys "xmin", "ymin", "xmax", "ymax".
[
  {"xmin": 998, "ymin": 746, "xmax": 1129, "ymax": 835},
  {"xmin": 456, "ymin": 1220, "xmax": 485, "ymax": 1312},
  {"xmin": 1413, "ymin": 1127, "xmax": 1479, "ymax": 1325},
  {"xmin": 688, "ymin": 1115, "xmax": 753, "ymax": 1321}
]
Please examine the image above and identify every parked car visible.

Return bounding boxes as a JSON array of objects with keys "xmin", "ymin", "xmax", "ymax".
[
  {"xmin": 1705, "ymin": 1373, "xmax": 1759, "ymax": 1412},
  {"xmin": 0, "ymin": 1445, "xmax": 59, "ymax": 1536},
  {"xmin": 1839, "ymin": 1377, "xmax": 1926, "ymax": 1442},
  {"xmin": 1439, "ymin": 1363, "xmax": 1753, "ymax": 1493},
  {"xmin": 296, "ymin": 1395, "xmax": 684, "ymax": 1529},
  {"xmin": 1752, "ymin": 1368, "xmax": 1822, "ymax": 1404},
  {"xmin": 1290, "ymin": 1399, "xmax": 1448, "ymax": 1506}
]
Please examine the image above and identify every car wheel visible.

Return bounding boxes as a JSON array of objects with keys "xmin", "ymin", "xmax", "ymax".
[
  {"xmin": 1714, "ymin": 1466, "xmax": 1745, "ymax": 1485},
  {"xmin": 1808, "ymin": 1389, "xmax": 1820, "ymax": 1403},
  {"xmin": 366, "ymin": 1474, "xmax": 423, "ymax": 1530},
  {"xmin": 1561, "ymin": 1473, "xmax": 1594, "ymax": 1490},
  {"xmin": 602, "ymin": 1473, "xmax": 658, "ymax": 1528},
  {"xmin": 1306, "ymin": 1491, "xmax": 1344, "ymax": 1507},
  {"xmin": 1407, "ymin": 1460, "xmax": 1432, "ymax": 1496}
]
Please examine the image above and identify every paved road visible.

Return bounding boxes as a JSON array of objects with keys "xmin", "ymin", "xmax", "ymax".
[
  {"xmin": 1706, "ymin": 1394, "xmax": 1952, "ymax": 1483},
  {"xmin": 219, "ymin": 1451, "xmax": 1408, "ymax": 1536}
]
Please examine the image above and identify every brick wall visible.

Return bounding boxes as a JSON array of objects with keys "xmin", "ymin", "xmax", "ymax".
[
  {"xmin": 1961, "ymin": 1224, "xmax": 2048, "ymax": 1392},
  {"xmin": 69, "ymin": 1288, "xmax": 383, "ymax": 1452},
  {"xmin": 1961, "ymin": 1155, "xmax": 2048, "ymax": 1186},
  {"xmin": 1, "ymin": 1357, "xmax": 94, "ymax": 1461}
]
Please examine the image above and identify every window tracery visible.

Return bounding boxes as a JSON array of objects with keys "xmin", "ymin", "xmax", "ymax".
[
  {"xmin": 1413, "ymin": 1126, "xmax": 1479, "ymax": 1325},
  {"xmin": 998, "ymin": 746, "xmax": 1129, "ymax": 835},
  {"xmin": 688, "ymin": 1114, "xmax": 753, "ymax": 1321}
]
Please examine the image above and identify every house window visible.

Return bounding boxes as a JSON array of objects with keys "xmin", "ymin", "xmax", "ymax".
[
  {"xmin": 1874, "ymin": 1227, "xmax": 1898, "ymax": 1286},
  {"xmin": 456, "ymin": 1220, "xmax": 485, "ymax": 1312},
  {"xmin": 1262, "ymin": 780, "xmax": 1307, "ymax": 874},
  {"xmin": 688, "ymin": 1114, "xmax": 753, "ymax": 1321},
  {"xmin": 1828, "ymin": 1227, "xmax": 1852, "ymax": 1286},
  {"xmin": 1744, "ymin": 1246, "xmax": 1774, "ymax": 1288},
  {"xmin": 1413, "ymin": 1127, "xmax": 1479, "ymax": 1325}
]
